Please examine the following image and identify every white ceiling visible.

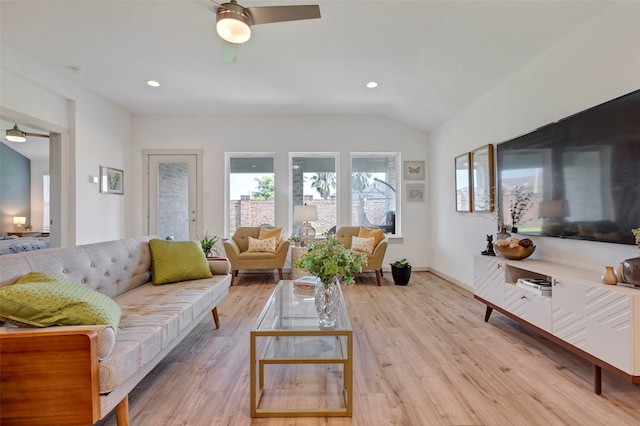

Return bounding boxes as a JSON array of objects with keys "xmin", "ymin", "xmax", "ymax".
[
  {"xmin": 0, "ymin": 118, "xmax": 50, "ymax": 160},
  {"xmin": 1, "ymin": 0, "xmax": 611, "ymax": 138}
]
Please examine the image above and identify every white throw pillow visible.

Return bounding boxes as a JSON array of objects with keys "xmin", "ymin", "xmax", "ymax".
[
  {"xmin": 351, "ymin": 236, "xmax": 375, "ymax": 254},
  {"xmin": 247, "ymin": 236, "xmax": 276, "ymax": 253}
]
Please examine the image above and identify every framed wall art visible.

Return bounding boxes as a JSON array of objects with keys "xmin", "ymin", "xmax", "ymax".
[
  {"xmin": 403, "ymin": 160, "xmax": 425, "ymax": 180},
  {"xmin": 470, "ymin": 144, "xmax": 495, "ymax": 212},
  {"xmin": 455, "ymin": 153, "xmax": 471, "ymax": 212},
  {"xmin": 406, "ymin": 183, "xmax": 425, "ymax": 202},
  {"xmin": 100, "ymin": 166, "xmax": 124, "ymax": 194}
]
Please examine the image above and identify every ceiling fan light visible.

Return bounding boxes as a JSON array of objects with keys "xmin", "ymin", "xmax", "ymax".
[
  {"xmin": 216, "ymin": 8, "xmax": 251, "ymax": 43},
  {"xmin": 6, "ymin": 124, "xmax": 27, "ymax": 143}
]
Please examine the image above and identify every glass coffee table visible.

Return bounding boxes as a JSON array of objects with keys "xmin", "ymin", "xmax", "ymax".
[{"xmin": 250, "ymin": 280, "xmax": 353, "ymax": 417}]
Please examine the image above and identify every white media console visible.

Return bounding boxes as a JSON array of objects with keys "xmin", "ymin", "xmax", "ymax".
[{"xmin": 473, "ymin": 255, "xmax": 640, "ymax": 394}]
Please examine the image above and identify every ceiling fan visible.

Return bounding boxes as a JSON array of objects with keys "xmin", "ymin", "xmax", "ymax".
[{"xmin": 199, "ymin": 0, "xmax": 321, "ymax": 63}]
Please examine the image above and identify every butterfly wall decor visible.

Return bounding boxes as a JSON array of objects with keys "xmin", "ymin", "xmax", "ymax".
[{"xmin": 404, "ymin": 161, "xmax": 425, "ymax": 180}]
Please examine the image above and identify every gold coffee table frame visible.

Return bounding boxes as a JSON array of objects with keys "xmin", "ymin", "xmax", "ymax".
[{"xmin": 250, "ymin": 280, "xmax": 353, "ymax": 417}]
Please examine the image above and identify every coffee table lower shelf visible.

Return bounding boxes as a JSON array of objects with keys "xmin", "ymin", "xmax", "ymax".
[{"xmin": 250, "ymin": 332, "xmax": 353, "ymax": 418}]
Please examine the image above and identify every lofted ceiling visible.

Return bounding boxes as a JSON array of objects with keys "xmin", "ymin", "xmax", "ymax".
[{"xmin": 0, "ymin": 0, "xmax": 611, "ymax": 135}]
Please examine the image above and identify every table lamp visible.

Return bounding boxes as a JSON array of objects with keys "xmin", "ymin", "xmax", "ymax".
[
  {"xmin": 13, "ymin": 216, "xmax": 26, "ymax": 231},
  {"xmin": 293, "ymin": 204, "xmax": 318, "ymax": 247}
]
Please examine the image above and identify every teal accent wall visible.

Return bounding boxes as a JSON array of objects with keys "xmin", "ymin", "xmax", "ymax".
[{"xmin": 0, "ymin": 143, "xmax": 31, "ymax": 232}]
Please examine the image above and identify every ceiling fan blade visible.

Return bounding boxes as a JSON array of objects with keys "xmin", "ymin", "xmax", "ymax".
[
  {"xmin": 245, "ymin": 5, "xmax": 320, "ymax": 25},
  {"xmin": 193, "ymin": 0, "xmax": 220, "ymax": 13},
  {"xmin": 223, "ymin": 41, "xmax": 238, "ymax": 64}
]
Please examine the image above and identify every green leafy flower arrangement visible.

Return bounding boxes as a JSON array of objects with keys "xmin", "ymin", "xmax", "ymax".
[
  {"xmin": 295, "ymin": 233, "xmax": 366, "ymax": 286},
  {"xmin": 632, "ymin": 228, "xmax": 640, "ymax": 249}
]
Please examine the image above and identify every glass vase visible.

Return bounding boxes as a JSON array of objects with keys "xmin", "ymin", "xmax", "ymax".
[
  {"xmin": 315, "ymin": 277, "xmax": 340, "ymax": 328},
  {"xmin": 622, "ymin": 257, "xmax": 640, "ymax": 286},
  {"xmin": 496, "ymin": 227, "xmax": 511, "ymax": 240}
]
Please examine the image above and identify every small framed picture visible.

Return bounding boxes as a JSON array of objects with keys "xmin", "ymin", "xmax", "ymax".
[
  {"xmin": 406, "ymin": 183, "xmax": 425, "ymax": 202},
  {"xmin": 100, "ymin": 166, "xmax": 124, "ymax": 194},
  {"xmin": 404, "ymin": 161, "xmax": 425, "ymax": 180}
]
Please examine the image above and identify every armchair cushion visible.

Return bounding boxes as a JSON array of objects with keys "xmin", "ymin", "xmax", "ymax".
[
  {"xmin": 358, "ymin": 226, "xmax": 385, "ymax": 247},
  {"xmin": 248, "ymin": 236, "xmax": 276, "ymax": 253},
  {"xmin": 352, "ymin": 236, "xmax": 375, "ymax": 254},
  {"xmin": 258, "ymin": 227, "xmax": 282, "ymax": 245}
]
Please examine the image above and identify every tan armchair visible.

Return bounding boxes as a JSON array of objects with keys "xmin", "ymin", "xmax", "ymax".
[
  {"xmin": 223, "ymin": 227, "xmax": 290, "ymax": 286},
  {"xmin": 335, "ymin": 226, "xmax": 388, "ymax": 286}
]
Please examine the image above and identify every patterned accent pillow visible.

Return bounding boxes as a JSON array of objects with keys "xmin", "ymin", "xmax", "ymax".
[
  {"xmin": 247, "ymin": 236, "xmax": 276, "ymax": 253},
  {"xmin": 258, "ymin": 227, "xmax": 282, "ymax": 246},
  {"xmin": 149, "ymin": 239, "xmax": 213, "ymax": 285},
  {"xmin": 358, "ymin": 227, "xmax": 385, "ymax": 247},
  {"xmin": 0, "ymin": 272, "xmax": 122, "ymax": 330},
  {"xmin": 351, "ymin": 236, "xmax": 375, "ymax": 254}
]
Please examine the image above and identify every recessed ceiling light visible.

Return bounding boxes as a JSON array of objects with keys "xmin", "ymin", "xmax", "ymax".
[
  {"xmin": 146, "ymin": 80, "xmax": 161, "ymax": 87},
  {"xmin": 366, "ymin": 81, "xmax": 378, "ymax": 89}
]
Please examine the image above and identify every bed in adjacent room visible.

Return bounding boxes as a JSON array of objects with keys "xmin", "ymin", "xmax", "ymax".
[{"xmin": 0, "ymin": 235, "xmax": 50, "ymax": 255}]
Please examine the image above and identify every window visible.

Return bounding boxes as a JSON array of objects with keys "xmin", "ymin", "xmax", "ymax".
[
  {"xmin": 226, "ymin": 154, "xmax": 275, "ymax": 235},
  {"xmin": 42, "ymin": 175, "xmax": 50, "ymax": 232},
  {"xmin": 290, "ymin": 154, "xmax": 338, "ymax": 236},
  {"xmin": 351, "ymin": 153, "xmax": 400, "ymax": 236}
]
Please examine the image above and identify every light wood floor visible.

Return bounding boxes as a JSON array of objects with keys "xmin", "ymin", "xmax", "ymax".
[{"xmin": 98, "ymin": 272, "xmax": 640, "ymax": 425}]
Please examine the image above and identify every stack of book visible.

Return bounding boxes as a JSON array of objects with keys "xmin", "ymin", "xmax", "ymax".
[{"xmin": 516, "ymin": 278, "xmax": 552, "ymax": 296}]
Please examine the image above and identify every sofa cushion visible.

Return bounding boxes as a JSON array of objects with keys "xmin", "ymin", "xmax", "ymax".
[
  {"xmin": 358, "ymin": 227, "xmax": 385, "ymax": 247},
  {"xmin": 149, "ymin": 239, "xmax": 213, "ymax": 285},
  {"xmin": 99, "ymin": 276, "xmax": 229, "ymax": 393},
  {"xmin": 247, "ymin": 236, "xmax": 276, "ymax": 253},
  {"xmin": 352, "ymin": 236, "xmax": 375, "ymax": 254},
  {"xmin": 0, "ymin": 272, "xmax": 121, "ymax": 359},
  {"xmin": 0, "ymin": 272, "xmax": 121, "ymax": 329},
  {"xmin": 258, "ymin": 227, "xmax": 282, "ymax": 246}
]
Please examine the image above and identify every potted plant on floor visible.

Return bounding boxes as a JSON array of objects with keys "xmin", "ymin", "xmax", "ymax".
[
  {"xmin": 199, "ymin": 232, "xmax": 221, "ymax": 258},
  {"xmin": 390, "ymin": 258, "xmax": 411, "ymax": 285}
]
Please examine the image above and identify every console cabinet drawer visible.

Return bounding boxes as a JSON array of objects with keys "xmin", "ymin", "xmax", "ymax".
[{"xmin": 505, "ymin": 285, "xmax": 552, "ymax": 332}]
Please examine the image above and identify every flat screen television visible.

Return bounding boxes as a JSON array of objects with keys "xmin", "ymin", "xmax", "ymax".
[{"xmin": 497, "ymin": 89, "xmax": 640, "ymax": 246}]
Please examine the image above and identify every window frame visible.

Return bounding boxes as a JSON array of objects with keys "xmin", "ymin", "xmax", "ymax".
[
  {"xmin": 289, "ymin": 152, "xmax": 339, "ymax": 237},
  {"xmin": 225, "ymin": 152, "xmax": 276, "ymax": 236},
  {"xmin": 350, "ymin": 152, "xmax": 401, "ymax": 237}
]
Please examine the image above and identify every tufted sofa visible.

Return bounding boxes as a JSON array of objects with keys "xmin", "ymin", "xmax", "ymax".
[{"xmin": 0, "ymin": 236, "xmax": 231, "ymax": 426}]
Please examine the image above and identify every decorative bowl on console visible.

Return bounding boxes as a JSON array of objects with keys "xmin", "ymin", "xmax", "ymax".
[{"xmin": 494, "ymin": 244, "xmax": 536, "ymax": 260}]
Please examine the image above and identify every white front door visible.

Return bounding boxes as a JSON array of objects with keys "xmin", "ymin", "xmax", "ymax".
[{"xmin": 147, "ymin": 154, "xmax": 198, "ymax": 241}]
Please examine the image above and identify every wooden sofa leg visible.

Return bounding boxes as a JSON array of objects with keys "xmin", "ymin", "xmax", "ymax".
[
  {"xmin": 212, "ymin": 307, "xmax": 220, "ymax": 329},
  {"xmin": 278, "ymin": 268, "xmax": 284, "ymax": 280},
  {"xmin": 116, "ymin": 395, "xmax": 129, "ymax": 426},
  {"xmin": 380, "ymin": 268, "xmax": 383, "ymax": 276},
  {"xmin": 375, "ymin": 270, "xmax": 381, "ymax": 286},
  {"xmin": 230, "ymin": 270, "xmax": 238, "ymax": 286}
]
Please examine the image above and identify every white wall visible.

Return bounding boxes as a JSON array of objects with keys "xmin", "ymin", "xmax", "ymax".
[
  {"xmin": 132, "ymin": 114, "xmax": 430, "ymax": 268},
  {"xmin": 0, "ymin": 45, "xmax": 132, "ymax": 245},
  {"xmin": 29, "ymin": 158, "xmax": 48, "ymax": 232},
  {"xmin": 429, "ymin": 2, "xmax": 640, "ymax": 290}
]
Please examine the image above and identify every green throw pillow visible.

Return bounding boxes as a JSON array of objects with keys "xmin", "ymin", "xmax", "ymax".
[
  {"xmin": 0, "ymin": 272, "xmax": 122, "ymax": 330},
  {"xmin": 149, "ymin": 239, "xmax": 213, "ymax": 285}
]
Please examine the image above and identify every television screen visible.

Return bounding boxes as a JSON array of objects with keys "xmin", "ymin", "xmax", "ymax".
[{"xmin": 497, "ymin": 89, "xmax": 640, "ymax": 245}]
